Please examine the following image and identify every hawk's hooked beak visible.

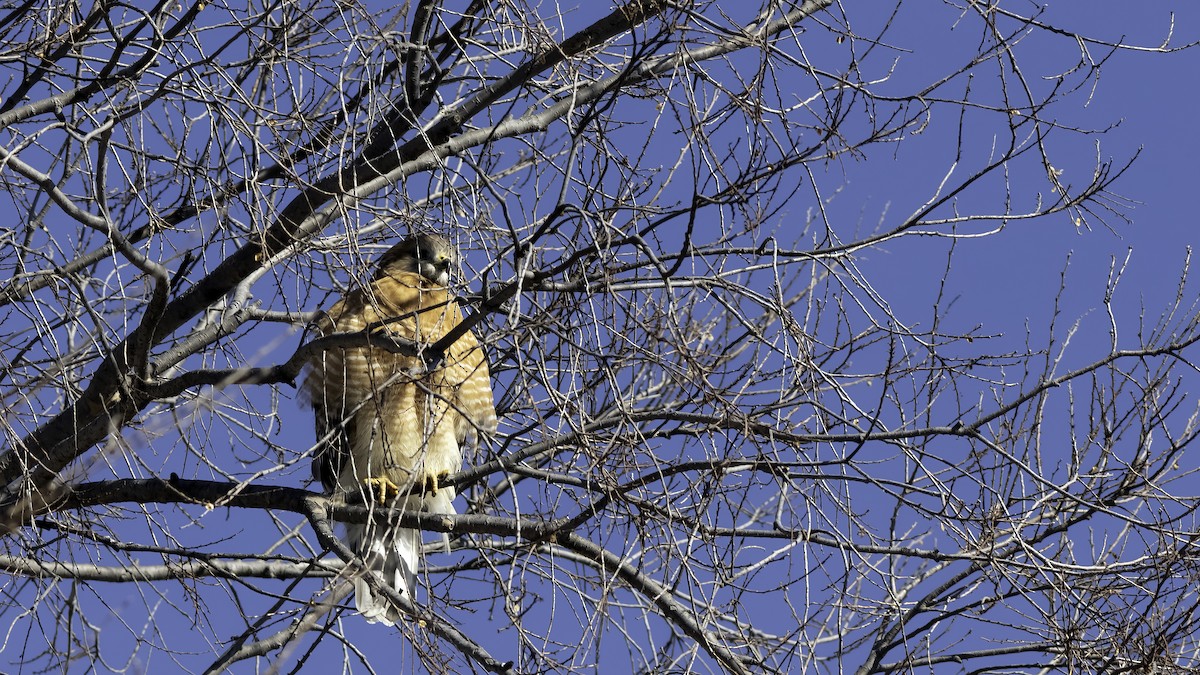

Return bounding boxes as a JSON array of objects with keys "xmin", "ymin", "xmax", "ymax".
[{"xmin": 424, "ymin": 255, "xmax": 452, "ymax": 285}]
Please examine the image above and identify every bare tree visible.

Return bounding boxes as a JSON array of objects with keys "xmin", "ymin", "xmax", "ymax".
[{"xmin": 1, "ymin": 1, "xmax": 1197, "ymax": 672}]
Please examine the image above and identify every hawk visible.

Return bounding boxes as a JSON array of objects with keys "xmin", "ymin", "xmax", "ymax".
[{"xmin": 303, "ymin": 233, "xmax": 496, "ymax": 624}]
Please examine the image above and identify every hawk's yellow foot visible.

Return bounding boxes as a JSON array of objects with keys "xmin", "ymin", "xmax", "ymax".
[
  {"xmin": 423, "ymin": 471, "xmax": 451, "ymax": 496},
  {"xmin": 363, "ymin": 476, "xmax": 402, "ymax": 502}
]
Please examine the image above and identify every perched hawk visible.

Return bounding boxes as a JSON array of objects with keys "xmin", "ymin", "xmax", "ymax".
[{"xmin": 303, "ymin": 233, "xmax": 496, "ymax": 624}]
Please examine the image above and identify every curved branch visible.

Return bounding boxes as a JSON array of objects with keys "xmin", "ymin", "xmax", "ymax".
[
  {"xmin": 558, "ymin": 531, "xmax": 754, "ymax": 675},
  {"xmin": 301, "ymin": 494, "xmax": 518, "ymax": 675}
]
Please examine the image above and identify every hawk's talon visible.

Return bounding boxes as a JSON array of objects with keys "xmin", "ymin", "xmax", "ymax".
[
  {"xmin": 424, "ymin": 471, "xmax": 451, "ymax": 496},
  {"xmin": 363, "ymin": 476, "xmax": 402, "ymax": 502}
]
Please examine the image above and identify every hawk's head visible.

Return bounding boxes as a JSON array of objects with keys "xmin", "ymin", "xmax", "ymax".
[{"xmin": 376, "ymin": 233, "xmax": 456, "ymax": 285}]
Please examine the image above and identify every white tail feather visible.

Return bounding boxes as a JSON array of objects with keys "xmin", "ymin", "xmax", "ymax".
[
  {"xmin": 345, "ymin": 519, "xmax": 419, "ymax": 625},
  {"xmin": 343, "ymin": 488, "xmax": 459, "ymax": 624}
]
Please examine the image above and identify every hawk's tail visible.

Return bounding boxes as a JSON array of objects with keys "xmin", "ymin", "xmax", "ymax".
[
  {"xmin": 344, "ymin": 490, "xmax": 457, "ymax": 625},
  {"xmin": 346, "ymin": 521, "xmax": 419, "ymax": 625}
]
